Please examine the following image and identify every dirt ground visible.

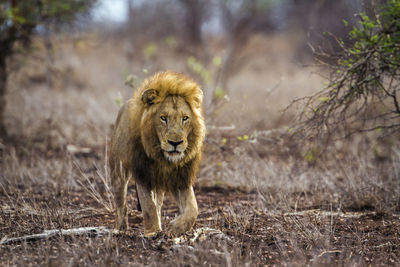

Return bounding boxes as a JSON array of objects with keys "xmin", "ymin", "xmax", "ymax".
[
  {"xmin": 1, "ymin": 142, "xmax": 399, "ymax": 266},
  {"xmin": 1, "ymin": 34, "xmax": 400, "ymax": 266}
]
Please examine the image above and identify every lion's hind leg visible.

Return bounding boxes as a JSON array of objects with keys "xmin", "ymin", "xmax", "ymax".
[
  {"xmin": 111, "ymin": 161, "xmax": 131, "ymax": 231},
  {"xmin": 136, "ymin": 183, "xmax": 164, "ymax": 237}
]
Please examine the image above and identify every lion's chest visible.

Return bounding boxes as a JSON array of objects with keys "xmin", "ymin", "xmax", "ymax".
[{"xmin": 131, "ymin": 154, "xmax": 192, "ymax": 192}]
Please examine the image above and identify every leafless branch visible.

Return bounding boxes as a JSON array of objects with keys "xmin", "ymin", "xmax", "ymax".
[{"xmin": 0, "ymin": 227, "xmax": 111, "ymax": 245}]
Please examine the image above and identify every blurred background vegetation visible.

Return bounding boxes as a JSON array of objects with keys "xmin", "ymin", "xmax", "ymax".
[
  {"xmin": 1, "ymin": 0, "xmax": 399, "ymax": 170},
  {"xmin": 1, "ymin": 0, "xmax": 397, "ymax": 141}
]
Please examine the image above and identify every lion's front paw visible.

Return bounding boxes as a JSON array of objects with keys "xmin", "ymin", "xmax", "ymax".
[
  {"xmin": 169, "ymin": 217, "xmax": 195, "ymax": 236},
  {"xmin": 169, "ymin": 223, "xmax": 185, "ymax": 236}
]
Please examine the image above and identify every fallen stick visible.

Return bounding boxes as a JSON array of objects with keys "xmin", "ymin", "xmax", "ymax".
[{"xmin": 0, "ymin": 226, "xmax": 111, "ymax": 245}]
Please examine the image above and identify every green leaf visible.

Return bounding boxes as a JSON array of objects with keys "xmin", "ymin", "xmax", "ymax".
[
  {"xmin": 319, "ymin": 96, "xmax": 330, "ymax": 102},
  {"xmin": 212, "ymin": 56, "xmax": 222, "ymax": 67},
  {"xmin": 143, "ymin": 43, "xmax": 157, "ymax": 58},
  {"xmin": 164, "ymin": 36, "xmax": 177, "ymax": 47},
  {"xmin": 237, "ymin": 135, "xmax": 248, "ymax": 141},
  {"xmin": 214, "ymin": 87, "xmax": 225, "ymax": 99},
  {"xmin": 221, "ymin": 138, "xmax": 227, "ymax": 145},
  {"xmin": 115, "ymin": 93, "xmax": 123, "ymax": 107}
]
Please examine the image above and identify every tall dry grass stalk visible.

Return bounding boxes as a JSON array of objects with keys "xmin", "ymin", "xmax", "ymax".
[{"xmin": 75, "ymin": 138, "xmax": 114, "ymax": 214}]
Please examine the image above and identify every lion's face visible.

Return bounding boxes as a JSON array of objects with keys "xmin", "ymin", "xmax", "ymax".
[
  {"xmin": 154, "ymin": 95, "xmax": 193, "ymax": 163},
  {"xmin": 139, "ymin": 74, "xmax": 205, "ymax": 165}
]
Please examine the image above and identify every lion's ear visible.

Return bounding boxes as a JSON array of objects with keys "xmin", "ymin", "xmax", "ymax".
[{"xmin": 141, "ymin": 89, "xmax": 158, "ymax": 106}]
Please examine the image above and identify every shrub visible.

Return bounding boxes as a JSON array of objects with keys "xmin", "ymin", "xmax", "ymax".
[{"xmin": 296, "ymin": 0, "xmax": 400, "ymax": 138}]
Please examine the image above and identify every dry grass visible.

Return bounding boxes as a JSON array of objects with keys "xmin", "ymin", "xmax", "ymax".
[{"xmin": 1, "ymin": 33, "xmax": 400, "ymax": 266}]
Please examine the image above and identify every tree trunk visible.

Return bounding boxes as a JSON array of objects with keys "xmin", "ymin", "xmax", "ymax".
[
  {"xmin": 0, "ymin": 55, "xmax": 7, "ymax": 139},
  {"xmin": 183, "ymin": 0, "xmax": 203, "ymax": 46}
]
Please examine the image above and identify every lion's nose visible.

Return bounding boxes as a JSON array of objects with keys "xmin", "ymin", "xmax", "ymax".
[{"xmin": 168, "ymin": 140, "xmax": 183, "ymax": 148}]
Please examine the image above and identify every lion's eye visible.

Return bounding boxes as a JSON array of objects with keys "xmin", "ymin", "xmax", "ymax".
[
  {"xmin": 182, "ymin": 116, "xmax": 189, "ymax": 122},
  {"xmin": 160, "ymin": 116, "xmax": 168, "ymax": 123}
]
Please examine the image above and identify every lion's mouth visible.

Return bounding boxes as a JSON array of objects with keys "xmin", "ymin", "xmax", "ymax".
[
  {"xmin": 167, "ymin": 150, "xmax": 181, "ymax": 154},
  {"xmin": 163, "ymin": 150, "xmax": 185, "ymax": 162}
]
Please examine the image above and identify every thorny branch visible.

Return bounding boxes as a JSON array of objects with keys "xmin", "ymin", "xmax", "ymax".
[{"xmin": 290, "ymin": 2, "xmax": 400, "ymax": 139}]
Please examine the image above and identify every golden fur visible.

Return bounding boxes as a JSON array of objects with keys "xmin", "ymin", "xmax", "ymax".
[{"xmin": 109, "ymin": 71, "xmax": 205, "ymax": 235}]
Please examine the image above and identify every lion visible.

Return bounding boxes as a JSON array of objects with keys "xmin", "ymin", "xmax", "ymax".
[{"xmin": 109, "ymin": 71, "xmax": 205, "ymax": 237}]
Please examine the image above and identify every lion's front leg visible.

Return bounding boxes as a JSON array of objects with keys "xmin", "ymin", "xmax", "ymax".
[
  {"xmin": 136, "ymin": 182, "xmax": 164, "ymax": 237},
  {"xmin": 170, "ymin": 186, "xmax": 198, "ymax": 236}
]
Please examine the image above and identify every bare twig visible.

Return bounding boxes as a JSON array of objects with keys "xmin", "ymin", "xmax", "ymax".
[{"xmin": 0, "ymin": 226, "xmax": 111, "ymax": 245}]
